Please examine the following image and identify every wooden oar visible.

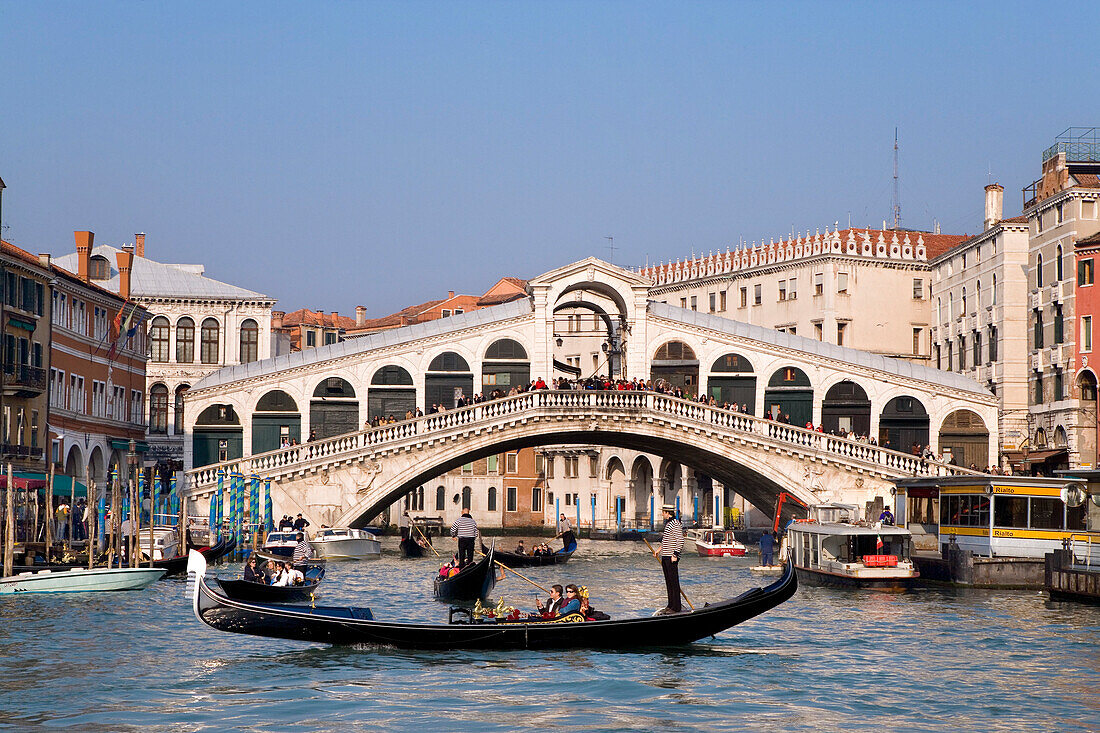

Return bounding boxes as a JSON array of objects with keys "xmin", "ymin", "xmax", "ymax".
[
  {"xmin": 643, "ymin": 537, "xmax": 695, "ymax": 611},
  {"xmin": 491, "ymin": 556, "xmax": 551, "ymax": 595},
  {"xmin": 411, "ymin": 521, "xmax": 441, "ymax": 558}
]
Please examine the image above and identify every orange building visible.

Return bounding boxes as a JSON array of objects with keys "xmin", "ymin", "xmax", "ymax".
[
  {"xmin": 47, "ymin": 233, "xmax": 148, "ymax": 486},
  {"xmin": 272, "ymin": 308, "xmax": 358, "ymax": 352},
  {"xmin": 346, "ymin": 277, "xmax": 528, "ymax": 337}
]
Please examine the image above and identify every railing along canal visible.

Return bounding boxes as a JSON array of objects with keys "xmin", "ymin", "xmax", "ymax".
[{"xmin": 186, "ymin": 390, "xmax": 975, "ymax": 490}]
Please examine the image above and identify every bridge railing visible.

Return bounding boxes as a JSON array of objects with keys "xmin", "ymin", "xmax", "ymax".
[{"xmin": 185, "ymin": 389, "xmax": 976, "ymax": 491}]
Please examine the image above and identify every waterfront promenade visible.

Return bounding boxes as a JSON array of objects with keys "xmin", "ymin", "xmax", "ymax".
[{"xmin": 2, "ymin": 540, "xmax": 1096, "ymax": 731}]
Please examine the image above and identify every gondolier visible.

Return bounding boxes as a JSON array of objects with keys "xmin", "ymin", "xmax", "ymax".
[
  {"xmin": 655, "ymin": 504, "xmax": 685, "ymax": 615},
  {"xmin": 556, "ymin": 513, "xmax": 577, "ymax": 551},
  {"xmin": 292, "ymin": 532, "xmax": 314, "ymax": 563},
  {"xmin": 450, "ymin": 507, "xmax": 478, "ymax": 568}
]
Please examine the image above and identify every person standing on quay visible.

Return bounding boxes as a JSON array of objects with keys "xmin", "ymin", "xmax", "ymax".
[
  {"xmin": 450, "ymin": 507, "xmax": 478, "ymax": 568},
  {"xmin": 654, "ymin": 504, "xmax": 684, "ymax": 615},
  {"xmin": 760, "ymin": 530, "xmax": 775, "ymax": 567}
]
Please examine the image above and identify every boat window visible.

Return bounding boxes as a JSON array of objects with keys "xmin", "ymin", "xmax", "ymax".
[{"xmin": 993, "ymin": 496, "xmax": 1028, "ymax": 528}]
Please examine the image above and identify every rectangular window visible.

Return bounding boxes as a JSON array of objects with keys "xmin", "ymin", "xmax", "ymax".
[
  {"xmin": 814, "ymin": 273, "xmax": 824, "ymax": 295},
  {"xmin": 565, "ymin": 456, "xmax": 579, "ymax": 478},
  {"xmin": 973, "ymin": 331, "xmax": 981, "ymax": 365},
  {"xmin": 487, "ymin": 455, "xmax": 498, "ymax": 474},
  {"xmin": 1034, "ymin": 310, "xmax": 1044, "ymax": 349},
  {"xmin": 1080, "ymin": 258, "xmax": 1095, "ymax": 286},
  {"xmin": 1084, "ymin": 316, "xmax": 1093, "ymax": 351},
  {"xmin": 30, "ymin": 410, "xmax": 38, "ymax": 449},
  {"xmin": 441, "ymin": 309, "xmax": 451, "ymax": 318},
  {"xmin": 788, "ymin": 278, "xmax": 797, "ymax": 300},
  {"xmin": 589, "ymin": 455, "xmax": 599, "ymax": 478},
  {"xmin": 913, "ymin": 328, "xmax": 922, "ymax": 356},
  {"xmin": 324, "ymin": 332, "xmax": 337, "ymax": 345},
  {"xmin": 994, "ymin": 496, "xmax": 1028, "ymax": 528},
  {"xmin": 1057, "ymin": 202, "xmax": 1064, "ymax": 224},
  {"xmin": 454, "ymin": 309, "xmax": 463, "ymax": 315},
  {"xmin": 708, "ymin": 292, "xmax": 716, "ymax": 312},
  {"xmin": 719, "ymin": 291, "xmax": 727, "ymax": 311},
  {"xmin": 753, "ymin": 284, "xmax": 761, "ymax": 305},
  {"xmin": 837, "ymin": 272, "xmax": 848, "ymax": 293},
  {"xmin": 836, "ymin": 322, "xmax": 846, "ymax": 346},
  {"xmin": 778, "ymin": 280, "xmax": 787, "ymax": 301},
  {"xmin": 934, "ymin": 344, "xmax": 941, "ymax": 370},
  {"xmin": 1054, "ymin": 304, "xmax": 1064, "ymax": 344},
  {"xmin": 680, "ymin": 298, "xmax": 687, "ymax": 308},
  {"xmin": 958, "ymin": 336, "xmax": 966, "ymax": 370},
  {"xmin": 506, "ymin": 487, "xmax": 517, "ymax": 512},
  {"xmin": 1034, "ymin": 371, "xmax": 1043, "ymax": 404},
  {"xmin": 532, "ymin": 487, "xmax": 543, "ymax": 513},
  {"xmin": 461, "ymin": 462, "xmax": 473, "ymax": 474},
  {"xmin": 947, "ymin": 342, "xmax": 953, "ymax": 370},
  {"xmin": 1054, "ymin": 368, "xmax": 1064, "ymax": 401},
  {"xmin": 506, "ymin": 452, "xmax": 518, "ymax": 474},
  {"xmin": 814, "ymin": 322, "xmax": 823, "ymax": 340},
  {"xmin": 989, "ymin": 325, "xmax": 998, "ymax": 362},
  {"xmin": 739, "ymin": 287, "xmax": 747, "ymax": 308},
  {"xmin": 913, "ymin": 278, "xmax": 924, "ymax": 299},
  {"xmin": 690, "ymin": 295, "xmax": 697, "ymax": 311},
  {"xmin": 306, "ymin": 331, "xmax": 316, "ymax": 347},
  {"xmin": 1031, "ymin": 497, "xmax": 1063, "ymax": 530}
]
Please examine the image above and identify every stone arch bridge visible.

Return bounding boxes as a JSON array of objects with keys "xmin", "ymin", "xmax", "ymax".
[{"xmin": 185, "ymin": 389, "xmax": 976, "ymax": 528}]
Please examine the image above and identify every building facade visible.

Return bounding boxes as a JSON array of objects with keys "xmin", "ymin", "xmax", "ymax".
[
  {"xmin": 929, "ymin": 185, "xmax": 1031, "ymax": 468},
  {"xmin": 1024, "ymin": 131, "xmax": 1100, "ymax": 473},
  {"xmin": 54, "ymin": 233, "xmax": 278, "ymax": 474},
  {"xmin": 47, "ymin": 240, "xmax": 148, "ymax": 485},
  {"xmin": 641, "ymin": 227, "xmax": 967, "ymax": 364}
]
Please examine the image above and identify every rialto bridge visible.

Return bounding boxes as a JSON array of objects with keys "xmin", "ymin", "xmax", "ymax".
[{"xmin": 182, "ymin": 258, "xmax": 996, "ymax": 528}]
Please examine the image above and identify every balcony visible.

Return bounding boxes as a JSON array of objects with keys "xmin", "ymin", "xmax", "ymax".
[
  {"xmin": 2, "ymin": 361, "xmax": 47, "ymax": 396},
  {"xmin": 1030, "ymin": 290, "xmax": 1041, "ymax": 309},
  {"xmin": 0, "ymin": 444, "xmax": 43, "ymax": 460}
]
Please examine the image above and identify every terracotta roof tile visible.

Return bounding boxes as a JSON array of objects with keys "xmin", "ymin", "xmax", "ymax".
[
  {"xmin": 281, "ymin": 308, "xmax": 357, "ymax": 329},
  {"xmin": 0, "ymin": 239, "xmax": 48, "ymax": 269},
  {"xmin": 1074, "ymin": 172, "xmax": 1100, "ymax": 188}
]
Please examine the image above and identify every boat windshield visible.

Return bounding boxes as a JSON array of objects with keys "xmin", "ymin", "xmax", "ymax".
[
  {"xmin": 850, "ymin": 534, "xmax": 911, "ymax": 561},
  {"xmin": 267, "ymin": 533, "xmax": 297, "ymax": 543}
]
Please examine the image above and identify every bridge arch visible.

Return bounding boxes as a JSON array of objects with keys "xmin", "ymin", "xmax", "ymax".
[
  {"xmin": 651, "ymin": 339, "xmax": 700, "ymax": 395},
  {"xmin": 820, "ymin": 379, "xmax": 872, "ymax": 436},
  {"xmin": 193, "ymin": 403, "xmax": 243, "ymax": 467},
  {"xmin": 938, "ymin": 409, "xmax": 989, "ymax": 469},
  {"xmin": 252, "ymin": 390, "xmax": 300, "ymax": 453},
  {"xmin": 630, "ymin": 455, "xmax": 655, "ymax": 522},
  {"xmin": 706, "ymin": 352, "xmax": 756, "ymax": 411},
  {"xmin": 878, "ymin": 395, "xmax": 929, "ymax": 453},
  {"xmin": 369, "ymin": 364, "xmax": 416, "ymax": 422},
  {"xmin": 310, "ymin": 377, "xmax": 359, "ymax": 439},
  {"xmin": 481, "ymin": 338, "xmax": 531, "ymax": 395},
  {"xmin": 764, "ymin": 366, "xmax": 813, "ymax": 425},
  {"xmin": 424, "ymin": 350, "xmax": 474, "ymax": 410},
  {"xmin": 64, "ymin": 443, "xmax": 84, "ymax": 479},
  {"xmin": 88, "ymin": 445, "xmax": 106, "ymax": 486}
]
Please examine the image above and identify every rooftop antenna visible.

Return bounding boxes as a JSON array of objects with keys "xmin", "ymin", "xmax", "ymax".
[
  {"xmin": 892, "ymin": 128, "xmax": 901, "ymax": 230},
  {"xmin": 604, "ymin": 236, "xmax": 615, "ymax": 265}
]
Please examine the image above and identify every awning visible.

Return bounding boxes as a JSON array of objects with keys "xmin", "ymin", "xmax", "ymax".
[
  {"xmin": 0, "ymin": 472, "xmax": 88, "ymax": 497},
  {"xmin": 1023, "ymin": 449, "xmax": 1068, "ymax": 465},
  {"xmin": 109, "ymin": 439, "xmax": 150, "ymax": 453},
  {"xmin": 6, "ymin": 316, "xmax": 36, "ymax": 332}
]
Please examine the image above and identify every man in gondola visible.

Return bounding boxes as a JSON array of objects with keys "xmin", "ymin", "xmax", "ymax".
[
  {"xmin": 293, "ymin": 532, "xmax": 314, "ymax": 563},
  {"xmin": 556, "ymin": 513, "xmax": 576, "ymax": 552},
  {"xmin": 654, "ymin": 504, "xmax": 684, "ymax": 615},
  {"xmin": 450, "ymin": 506, "xmax": 478, "ymax": 568},
  {"xmin": 534, "ymin": 584, "xmax": 564, "ymax": 616}
]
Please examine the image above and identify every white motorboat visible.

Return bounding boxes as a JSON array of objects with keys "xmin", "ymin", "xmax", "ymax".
[
  {"xmin": 261, "ymin": 531, "xmax": 300, "ymax": 559},
  {"xmin": 309, "ymin": 527, "xmax": 381, "ymax": 560},
  {"xmin": 0, "ymin": 566, "xmax": 166, "ymax": 594},
  {"xmin": 138, "ymin": 526, "xmax": 180, "ymax": 561}
]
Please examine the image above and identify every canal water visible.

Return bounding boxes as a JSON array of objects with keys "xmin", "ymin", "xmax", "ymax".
[{"xmin": 2, "ymin": 539, "xmax": 1097, "ymax": 732}]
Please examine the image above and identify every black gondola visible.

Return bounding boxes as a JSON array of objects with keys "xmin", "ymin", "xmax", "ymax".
[
  {"xmin": 433, "ymin": 544, "xmax": 496, "ymax": 602},
  {"xmin": 186, "ymin": 550, "xmax": 797, "ymax": 650},
  {"xmin": 253, "ymin": 547, "xmax": 325, "ymax": 566},
  {"xmin": 399, "ymin": 538, "xmax": 425, "ymax": 558},
  {"xmin": 481, "ymin": 542, "xmax": 574, "ymax": 567},
  {"xmin": 215, "ymin": 565, "xmax": 325, "ymax": 603},
  {"xmin": 153, "ymin": 536, "xmax": 233, "ymax": 576}
]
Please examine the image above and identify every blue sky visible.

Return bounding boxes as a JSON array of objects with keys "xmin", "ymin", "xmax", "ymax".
[{"xmin": 1, "ymin": 2, "xmax": 1097, "ymax": 317}]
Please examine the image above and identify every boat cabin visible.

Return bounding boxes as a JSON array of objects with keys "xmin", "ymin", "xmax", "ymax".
[{"xmin": 786, "ymin": 504, "xmax": 918, "ymax": 588}]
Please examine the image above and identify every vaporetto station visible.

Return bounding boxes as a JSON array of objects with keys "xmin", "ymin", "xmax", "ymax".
[{"xmin": 181, "ymin": 259, "xmax": 997, "ymax": 528}]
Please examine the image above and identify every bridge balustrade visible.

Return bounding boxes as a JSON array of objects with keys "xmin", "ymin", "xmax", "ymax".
[{"xmin": 185, "ymin": 389, "xmax": 976, "ymax": 491}]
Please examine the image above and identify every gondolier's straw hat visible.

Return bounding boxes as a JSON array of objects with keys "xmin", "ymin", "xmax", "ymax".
[{"xmin": 661, "ymin": 504, "xmax": 676, "ymax": 513}]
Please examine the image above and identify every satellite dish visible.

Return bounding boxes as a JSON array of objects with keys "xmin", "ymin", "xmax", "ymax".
[{"xmin": 1060, "ymin": 485, "xmax": 1086, "ymax": 508}]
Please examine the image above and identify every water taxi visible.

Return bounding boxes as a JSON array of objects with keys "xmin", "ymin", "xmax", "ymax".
[
  {"xmin": 787, "ymin": 503, "xmax": 918, "ymax": 591},
  {"xmin": 309, "ymin": 527, "xmax": 381, "ymax": 560},
  {"xmin": 261, "ymin": 531, "xmax": 299, "ymax": 559},
  {"xmin": 694, "ymin": 529, "xmax": 748, "ymax": 557}
]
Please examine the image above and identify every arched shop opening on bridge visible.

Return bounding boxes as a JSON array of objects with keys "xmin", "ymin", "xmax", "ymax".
[
  {"xmin": 938, "ymin": 409, "xmax": 990, "ymax": 468},
  {"xmin": 311, "ymin": 377, "xmax": 358, "ymax": 439},
  {"xmin": 425, "ymin": 351, "xmax": 473, "ymax": 410},
  {"xmin": 706, "ymin": 353, "xmax": 756, "ymax": 412},
  {"xmin": 194, "ymin": 404, "xmax": 242, "ymax": 467},
  {"xmin": 821, "ymin": 380, "xmax": 871, "ymax": 435},
  {"xmin": 879, "ymin": 396, "xmax": 929, "ymax": 453},
  {"xmin": 651, "ymin": 340, "xmax": 698, "ymax": 395},
  {"xmin": 369, "ymin": 366, "xmax": 415, "ymax": 421},
  {"xmin": 252, "ymin": 390, "xmax": 300, "ymax": 453},
  {"xmin": 1077, "ymin": 370, "xmax": 1098, "ymax": 467},
  {"xmin": 764, "ymin": 366, "xmax": 813, "ymax": 425},
  {"xmin": 482, "ymin": 339, "xmax": 530, "ymax": 394}
]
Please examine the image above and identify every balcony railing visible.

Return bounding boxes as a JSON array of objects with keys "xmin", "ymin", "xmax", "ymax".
[
  {"xmin": 2, "ymin": 362, "xmax": 47, "ymax": 392},
  {"xmin": 0, "ymin": 444, "xmax": 43, "ymax": 459}
]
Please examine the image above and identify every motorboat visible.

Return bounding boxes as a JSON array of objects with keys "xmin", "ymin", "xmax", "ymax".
[
  {"xmin": 186, "ymin": 549, "xmax": 797, "ymax": 650},
  {"xmin": 309, "ymin": 527, "xmax": 381, "ymax": 560},
  {"xmin": 787, "ymin": 503, "xmax": 919, "ymax": 591},
  {"xmin": 261, "ymin": 531, "xmax": 300, "ymax": 559},
  {"xmin": 0, "ymin": 566, "xmax": 165, "ymax": 594},
  {"xmin": 694, "ymin": 529, "xmax": 748, "ymax": 557},
  {"xmin": 138, "ymin": 526, "xmax": 180, "ymax": 561}
]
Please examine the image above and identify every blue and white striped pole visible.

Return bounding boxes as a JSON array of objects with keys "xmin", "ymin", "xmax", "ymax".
[
  {"xmin": 264, "ymin": 478, "xmax": 273, "ymax": 531},
  {"xmin": 215, "ymin": 469, "xmax": 225, "ymax": 539}
]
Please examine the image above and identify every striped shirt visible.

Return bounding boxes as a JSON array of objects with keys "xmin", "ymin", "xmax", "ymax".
[
  {"xmin": 450, "ymin": 515, "xmax": 479, "ymax": 538},
  {"xmin": 660, "ymin": 517, "xmax": 685, "ymax": 557},
  {"xmin": 293, "ymin": 539, "xmax": 314, "ymax": 562}
]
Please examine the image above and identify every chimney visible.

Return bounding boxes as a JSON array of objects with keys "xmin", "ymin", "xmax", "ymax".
[
  {"xmin": 399, "ymin": 315, "xmax": 408, "ymax": 327},
  {"xmin": 331, "ymin": 311, "xmax": 338, "ymax": 327},
  {"xmin": 38, "ymin": 254, "xmax": 51, "ymax": 268},
  {"xmin": 984, "ymin": 183, "xmax": 1004, "ymax": 231},
  {"xmin": 355, "ymin": 306, "xmax": 366, "ymax": 327},
  {"xmin": 135, "ymin": 232, "xmax": 145, "ymax": 258},
  {"xmin": 448, "ymin": 291, "xmax": 455, "ymax": 299},
  {"xmin": 272, "ymin": 310, "xmax": 284, "ymax": 329},
  {"xmin": 74, "ymin": 231, "xmax": 94, "ymax": 282},
  {"xmin": 115, "ymin": 246, "xmax": 134, "ymax": 300}
]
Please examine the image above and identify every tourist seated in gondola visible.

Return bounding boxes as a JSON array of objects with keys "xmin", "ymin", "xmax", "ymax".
[
  {"xmin": 268, "ymin": 562, "xmax": 288, "ymax": 586},
  {"xmin": 534, "ymin": 584, "xmax": 564, "ymax": 616},
  {"xmin": 514, "ymin": 540, "xmax": 526, "ymax": 555},
  {"xmin": 558, "ymin": 584, "xmax": 582, "ymax": 616},
  {"xmin": 438, "ymin": 555, "xmax": 461, "ymax": 579},
  {"xmin": 579, "ymin": 589, "xmax": 611, "ymax": 621},
  {"xmin": 285, "ymin": 562, "xmax": 305, "ymax": 586},
  {"xmin": 243, "ymin": 556, "xmax": 262, "ymax": 583}
]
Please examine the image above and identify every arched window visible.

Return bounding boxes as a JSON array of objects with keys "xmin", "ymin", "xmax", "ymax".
[
  {"xmin": 1037, "ymin": 254, "xmax": 1044, "ymax": 288},
  {"xmin": 89, "ymin": 255, "xmax": 110, "ymax": 280},
  {"xmin": 201, "ymin": 318, "xmax": 220, "ymax": 364},
  {"xmin": 654, "ymin": 341, "xmax": 697, "ymax": 361},
  {"xmin": 1057, "ymin": 244, "xmax": 1064, "ymax": 281},
  {"xmin": 462, "ymin": 486, "xmax": 472, "ymax": 509},
  {"xmin": 992, "ymin": 274, "xmax": 997, "ymax": 305},
  {"xmin": 149, "ymin": 317, "xmax": 170, "ymax": 362},
  {"xmin": 487, "ymin": 487, "xmax": 497, "ymax": 512},
  {"xmin": 149, "ymin": 384, "xmax": 168, "ymax": 433},
  {"xmin": 436, "ymin": 486, "xmax": 446, "ymax": 511},
  {"xmin": 173, "ymin": 384, "xmax": 189, "ymax": 434},
  {"xmin": 240, "ymin": 319, "xmax": 258, "ymax": 364},
  {"xmin": 961, "ymin": 287, "xmax": 967, "ymax": 314},
  {"xmin": 175, "ymin": 317, "xmax": 194, "ymax": 363}
]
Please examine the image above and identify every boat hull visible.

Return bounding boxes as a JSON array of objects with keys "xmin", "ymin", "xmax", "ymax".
[
  {"xmin": 0, "ymin": 567, "xmax": 165, "ymax": 594},
  {"xmin": 433, "ymin": 547, "xmax": 496, "ymax": 602},
  {"xmin": 482, "ymin": 544, "xmax": 573, "ymax": 567},
  {"xmin": 309, "ymin": 537, "xmax": 381, "ymax": 561},
  {"xmin": 189, "ymin": 554, "xmax": 798, "ymax": 650},
  {"xmin": 216, "ymin": 574, "xmax": 323, "ymax": 603},
  {"xmin": 794, "ymin": 565, "xmax": 918, "ymax": 592},
  {"xmin": 696, "ymin": 546, "xmax": 747, "ymax": 557}
]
